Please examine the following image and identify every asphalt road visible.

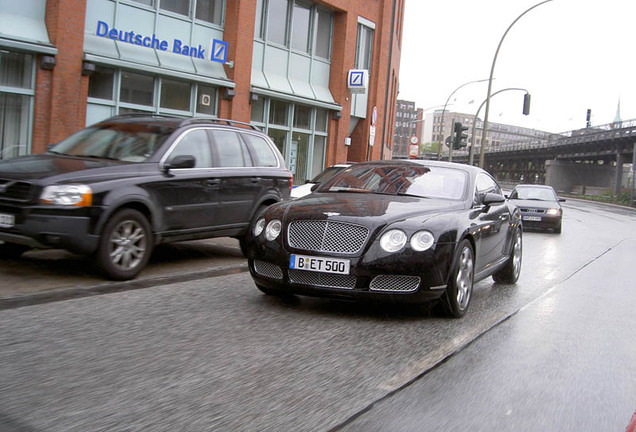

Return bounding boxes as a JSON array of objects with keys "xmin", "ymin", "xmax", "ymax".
[{"xmin": 0, "ymin": 199, "xmax": 635, "ymax": 431}]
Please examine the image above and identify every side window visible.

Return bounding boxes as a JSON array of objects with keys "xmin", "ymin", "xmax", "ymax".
[
  {"xmin": 169, "ymin": 130, "xmax": 213, "ymax": 168},
  {"xmin": 243, "ymin": 134, "xmax": 279, "ymax": 167},
  {"xmin": 474, "ymin": 173, "xmax": 501, "ymax": 204},
  {"xmin": 210, "ymin": 130, "xmax": 249, "ymax": 167}
]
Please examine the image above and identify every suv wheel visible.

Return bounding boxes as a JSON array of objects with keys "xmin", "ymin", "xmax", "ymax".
[{"xmin": 96, "ymin": 209, "xmax": 153, "ymax": 280}]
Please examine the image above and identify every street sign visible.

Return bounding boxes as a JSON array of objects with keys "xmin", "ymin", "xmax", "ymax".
[
  {"xmin": 410, "ymin": 135, "xmax": 419, "ymax": 144},
  {"xmin": 409, "ymin": 144, "xmax": 419, "ymax": 158},
  {"xmin": 369, "ymin": 125, "xmax": 376, "ymax": 147},
  {"xmin": 372, "ymin": 106, "xmax": 378, "ymax": 126}
]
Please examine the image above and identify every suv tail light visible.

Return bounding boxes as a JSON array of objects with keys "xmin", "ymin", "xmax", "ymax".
[{"xmin": 288, "ymin": 171, "xmax": 293, "ymax": 193}]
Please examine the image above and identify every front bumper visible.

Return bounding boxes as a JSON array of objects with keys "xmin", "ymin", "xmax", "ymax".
[
  {"xmin": 0, "ymin": 205, "xmax": 101, "ymax": 254},
  {"xmin": 247, "ymin": 242, "xmax": 455, "ymax": 304}
]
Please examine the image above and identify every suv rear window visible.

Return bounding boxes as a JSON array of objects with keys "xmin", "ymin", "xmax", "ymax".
[{"xmin": 242, "ymin": 134, "xmax": 279, "ymax": 167}]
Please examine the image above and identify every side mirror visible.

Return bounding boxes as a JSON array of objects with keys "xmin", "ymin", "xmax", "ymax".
[
  {"xmin": 558, "ymin": 197, "xmax": 566, "ymax": 202},
  {"xmin": 163, "ymin": 155, "xmax": 195, "ymax": 173},
  {"xmin": 483, "ymin": 192, "xmax": 505, "ymax": 207},
  {"xmin": 310, "ymin": 183, "xmax": 321, "ymax": 192}
]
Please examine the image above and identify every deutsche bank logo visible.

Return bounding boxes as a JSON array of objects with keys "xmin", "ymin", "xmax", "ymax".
[
  {"xmin": 211, "ymin": 39, "xmax": 228, "ymax": 63},
  {"xmin": 348, "ymin": 69, "xmax": 368, "ymax": 94},
  {"xmin": 349, "ymin": 71, "xmax": 364, "ymax": 87}
]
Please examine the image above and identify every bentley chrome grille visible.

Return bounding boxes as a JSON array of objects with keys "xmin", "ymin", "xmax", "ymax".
[
  {"xmin": 253, "ymin": 260, "xmax": 283, "ymax": 280},
  {"xmin": 288, "ymin": 269, "xmax": 356, "ymax": 289},
  {"xmin": 287, "ymin": 220, "xmax": 368, "ymax": 254},
  {"xmin": 370, "ymin": 275, "xmax": 421, "ymax": 292}
]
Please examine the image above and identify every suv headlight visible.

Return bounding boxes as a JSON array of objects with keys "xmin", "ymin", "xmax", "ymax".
[
  {"xmin": 40, "ymin": 185, "xmax": 93, "ymax": 206},
  {"xmin": 546, "ymin": 208, "xmax": 561, "ymax": 216}
]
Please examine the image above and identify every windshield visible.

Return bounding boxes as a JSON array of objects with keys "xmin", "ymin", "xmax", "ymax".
[
  {"xmin": 49, "ymin": 123, "xmax": 174, "ymax": 162},
  {"xmin": 319, "ymin": 164, "xmax": 467, "ymax": 200},
  {"xmin": 510, "ymin": 187, "xmax": 557, "ymax": 201}
]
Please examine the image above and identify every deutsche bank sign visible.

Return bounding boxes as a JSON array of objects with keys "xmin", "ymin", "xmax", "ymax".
[
  {"xmin": 348, "ymin": 69, "xmax": 368, "ymax": 94},
  {"xmin": 95, "ymin": 21, "xmax": 227, "ymax": 63}
]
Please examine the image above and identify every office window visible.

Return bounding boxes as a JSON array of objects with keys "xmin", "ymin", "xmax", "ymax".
[
  {"xmin": 161, "ymin": 79, "xmax": 191, "ymax": 111},
  {"xmin": 196, "ymin": 0, "xmax": 224, "ymax": 25},
  {"xmin": 314, "ymin": 8, "xmax": 331, "ymax": 59},
  {"xmin": 292, "ymin": 1, "xmax": 311, "ymax": 52},
  {"xmin": 268, "ymin": 0, "xmax": 289, "ymax": 45},
  {"xmin": 120, "ymin": 72, "xmax": 154, "ymax": 106},
  {"xmin": 88, "ymin": 66, "xmax": 114, "ymax": 100}
]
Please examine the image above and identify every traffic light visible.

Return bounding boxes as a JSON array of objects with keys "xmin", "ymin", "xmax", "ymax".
[
  {"xmin": 452, "ymin": 122, "xmax": 469, "ymax": 149},
  {"xmin": 522, "ymin": 93, "xmax": 531, "ymax": 115}
]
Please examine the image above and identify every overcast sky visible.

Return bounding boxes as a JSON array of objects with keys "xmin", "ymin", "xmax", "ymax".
[{"xmin": 398, "ymin": 0, "xmax": 636, "ymax": 133}]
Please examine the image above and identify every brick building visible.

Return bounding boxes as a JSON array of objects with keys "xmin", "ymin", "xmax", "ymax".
[{"xmin": 0, "ymin": 0, "xmax": 404, "ymax": 183}]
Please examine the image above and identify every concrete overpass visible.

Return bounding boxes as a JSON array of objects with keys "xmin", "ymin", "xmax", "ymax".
[{"xmin": 445, "ymin": 120, "xmax": 636, "ymax": 196}]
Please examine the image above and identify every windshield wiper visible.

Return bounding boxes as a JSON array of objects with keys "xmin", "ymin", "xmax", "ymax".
[{"xmin": 82, "ymin": 154, "xmax": 120, "ymax": 161}]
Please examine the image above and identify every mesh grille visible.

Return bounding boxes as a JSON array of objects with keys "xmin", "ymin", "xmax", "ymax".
[
  {"xmin": 370, "ymin": 275, "xmax": 421, "ymax": 292},
  {"xmin": 520, "ymin": 208, "xmax": 546, "ymax": 214},
  {"xmin": 288, "ymin": 269, "xmax": 356, "ymax": 290},
  {"xmin": 288, "ymin": 220, "xmax": 368, "ymax": 254},
  {"xmin": 253, "ymin": 260, "xmax": 283, "ymax": 280},
  {"xmin": 0, "ymin": 179, "xmax": 34, "ymax": 202}
]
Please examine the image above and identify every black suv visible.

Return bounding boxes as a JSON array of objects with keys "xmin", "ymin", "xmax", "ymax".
[{"xmin": 0, "ymin": 115, "xmax": 292, "ymax": 280}]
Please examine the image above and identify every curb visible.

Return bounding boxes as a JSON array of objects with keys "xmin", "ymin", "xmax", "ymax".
[{"xmin": 0, "ymin": 263, "xmax": 249, "ymax": 311}]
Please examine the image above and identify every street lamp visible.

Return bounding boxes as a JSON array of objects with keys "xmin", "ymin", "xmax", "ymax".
[
  {"xmin": 478, "ymin": 0, "xmax": 554, "ymax": 168},
  {"xmin": 437, "ymin": 78, "xmax": 490, "ymax": 161},
  {"xmin": 468, "ymin": 87, "xmax": 529, "ymax": 165}
]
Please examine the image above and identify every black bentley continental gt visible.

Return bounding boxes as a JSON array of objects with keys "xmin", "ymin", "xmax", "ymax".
[{"xmin": 244, "ymin": 160, "xmax": 522, "ymax": 318}]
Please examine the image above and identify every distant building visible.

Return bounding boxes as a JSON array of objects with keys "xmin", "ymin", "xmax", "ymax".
[
  {"xmin": 425, "ymin": 110, "xmax": 552, "ymax": 151},
  {"xmin": 393, "ymin": 99, "xmax": 423, "ymax": 158}
]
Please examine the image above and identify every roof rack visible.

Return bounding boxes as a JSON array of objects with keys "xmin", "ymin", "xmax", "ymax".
[
  {"xmin": 180, "ymin": 117, "xmax": 262, "ymax": 131},
  {"xmin": 104, "ymin": 113, "xmax": 181, "ymax": 121}
]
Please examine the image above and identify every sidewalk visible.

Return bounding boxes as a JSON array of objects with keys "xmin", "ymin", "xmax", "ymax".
[{"xmin": 0, "ymin": 237, "xmax": 248, "ymax": 310}]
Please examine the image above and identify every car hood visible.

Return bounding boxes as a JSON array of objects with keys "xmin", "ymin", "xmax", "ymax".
[
  {"xmin": 283, "ymin": 192, "xmax": 466, "ymax": 225},
  {"xmin": 510, "ymin": 198, "xmax": 559, "ymax": 209},
  {"xmin": 0, "ymin": 154, "xmax": 142, "ymax": 182}
]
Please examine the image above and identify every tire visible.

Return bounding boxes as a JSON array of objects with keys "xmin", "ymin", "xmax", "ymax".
[
  {"xmin": 0, "ymin": 242, "xmax": 30, "ymax": 259},
  {"xmin": 441, "ymin": 239, "xmax": 475, "ymax": 318},
  {"xmin": 493, "ymin": 227, "xmax": 523, "ymax": 284},
  {"xmin": 96, "ymin": 209, "xmax": 153, "ymax": 280}
]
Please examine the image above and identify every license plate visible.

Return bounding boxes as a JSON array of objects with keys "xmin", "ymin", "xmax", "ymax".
[
  {"xmin": 0, "ymin": 213, "xmax": 15, "ymax": 228},
  {"xmin": 290, "ymin": 254, "xmax": 350, "ymax": 275},
  {"xmin": 522, "ymin": 215, "xmax": 541, "ymax": 222}
]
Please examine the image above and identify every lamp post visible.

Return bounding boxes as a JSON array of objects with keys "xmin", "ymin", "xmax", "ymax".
[
  {"xmin": 436, "ymin": 78, "xmax": 490, "ymax": 161},
  {"xmin": 468, "ymin": 87, "xmax": 529, "ymax": 165},
  {"xmin": 478, "ymin": 0, "xmax": 554, "ymax": 168}
]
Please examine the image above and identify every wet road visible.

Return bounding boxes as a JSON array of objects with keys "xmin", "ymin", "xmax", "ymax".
[{"xmin": 0, "ymin": 199, "xmax": 634, "ymax": 431}]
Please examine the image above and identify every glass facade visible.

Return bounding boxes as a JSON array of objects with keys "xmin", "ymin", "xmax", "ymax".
[
  {"xmin": 86, "ymin": 68, "xmax": 218, "ymax": 123},
  {"xmin": 0, "ymin": 50, "xmax": 34, "ymax": 159},
  {"xmin": 251, "ymin": 97, "xmax": 328, "ymax": 184}
]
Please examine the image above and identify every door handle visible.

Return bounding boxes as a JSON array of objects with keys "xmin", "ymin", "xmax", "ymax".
[
  {"xmin": 207, "ymin": 179, "xmax": 221, "ymax": 185},
  {"xmin": 250, "ymin": 177, "xmax": 262, "ymax": 183}
]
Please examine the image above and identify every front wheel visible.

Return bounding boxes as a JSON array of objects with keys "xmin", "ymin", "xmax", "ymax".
[
  {"xmin": 96, "ymin": 209, "xmax": 153, "ymax": 280},
  {"xmin": 441, "ymin": 239, "xmax": 475, "ymax": 318},
  {"xmin": 493, "ymin": 227, "xmax": 522, "ymax": 284}
]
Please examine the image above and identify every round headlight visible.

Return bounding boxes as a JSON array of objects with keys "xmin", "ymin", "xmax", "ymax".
[
  {"xmin": 265, "ymin": 219, "xmax": 282, "ymax": 241},
  {"xmin": 410, "ymin": 230, "xmax": 435, "ymax": 252},
  {"xmin": 253, "ymin": 217, "xmax": 266, "ymax": 237},
  {"xmin": 380, "ymin": 229, "xmax": 407, "ymax": 253}
]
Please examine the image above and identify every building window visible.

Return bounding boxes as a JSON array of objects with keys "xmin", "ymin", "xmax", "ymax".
[
  {"xmin": 258, "ymin": 0, "xmax": 333, "ymax": 59},
  {"xmin": 86, "ymin": 68, "xmax": 218, "ymax": 123},
  {"xmin": 267, "ymin": 0, "xmax": 289, "ymax": 45},
  {"xmin": 0, "ymin": 50, "xmax": 34, "ymax": 159},
  {"xmin": 291, "ymin": 1, "xmax": 311, "ymax": 52},
  {"xmin": 160, "ymin": 78, "xmax": 191, "ymax": 111},
  {"xmin": 130, "ymin": 0, "xmax": 224, "ymax": 26},
  {"xmin": 251, "ymin": 97, "xmax": 328, "ymax": 184}
]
